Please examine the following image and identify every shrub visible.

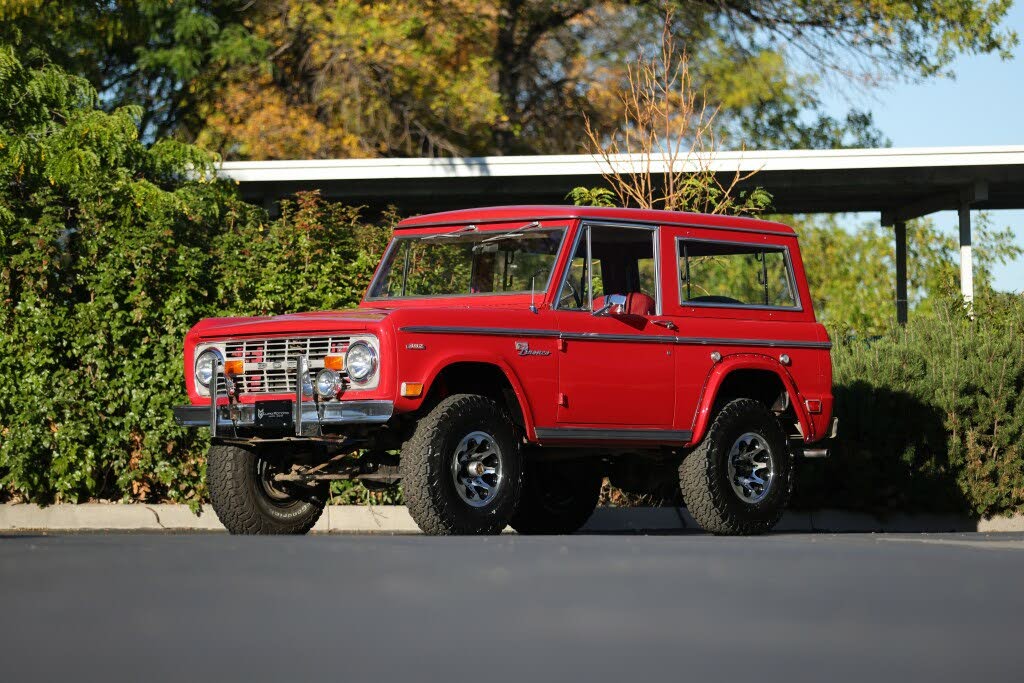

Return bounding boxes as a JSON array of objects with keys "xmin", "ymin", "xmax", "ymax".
[
  {"xmin": 215, "ymin": 192, "xmax": 392, "ymax": 317},
  {"xmin": 0, "ymin": 47, "xmax": 393, "ymax": 506},
  {"xmin": 795, "ymin": 295, "xmax": 1024, "ymax": 518}
]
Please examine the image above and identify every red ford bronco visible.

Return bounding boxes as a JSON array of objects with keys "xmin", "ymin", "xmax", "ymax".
[{"xmin": 174, "ymin": 205, "xmax": 836, "ymax": 536}]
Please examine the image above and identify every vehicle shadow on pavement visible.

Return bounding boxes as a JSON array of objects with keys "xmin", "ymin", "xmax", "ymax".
[{"xmin": 793, "ymin": 381, "xmax": 969, "ymax": 521}]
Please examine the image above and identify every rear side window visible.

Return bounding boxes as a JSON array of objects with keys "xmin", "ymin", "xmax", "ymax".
[{"xmin": 678, "ymin": 240, "xmax": 798, "ymax": 309}]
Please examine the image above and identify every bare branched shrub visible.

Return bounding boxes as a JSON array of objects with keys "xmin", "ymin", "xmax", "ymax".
[{"xmin": 581, "ymin": 16, "xmax": 770, "ymax": 215}]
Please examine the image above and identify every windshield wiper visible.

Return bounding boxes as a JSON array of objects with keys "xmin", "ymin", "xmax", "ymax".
[
  {"xmin": 420, "ymin": 225, "xmax": 479, "ymax": 241},
  {"xmin": 479, "ymin": 221, "xmax": 542, "ymax": 244}
]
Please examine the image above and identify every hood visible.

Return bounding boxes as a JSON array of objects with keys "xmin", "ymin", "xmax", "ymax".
[{"xmin": 192, "ymin": 308, "xmax": 392, "ymax": 339}]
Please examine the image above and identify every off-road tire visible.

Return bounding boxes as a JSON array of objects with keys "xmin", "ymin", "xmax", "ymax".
[
  {"xmin": 401, "ymin": 394, "xmax": 522, "ymax": 535},
  {"xmin": 510, "ymin": 461, "xmax": 602, "ymax": 535},
  {"xmin": 679, "ymin": 398, "xmax": 792, "ymax": 535},
  {"xmin": 207, "ymin": 443, "xmax": 326, "ymax": 535}
]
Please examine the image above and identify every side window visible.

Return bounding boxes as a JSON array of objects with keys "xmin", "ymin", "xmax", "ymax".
[
  {"xmin": 556, "ymin": 225, "xmax": 657, "ymax": 312},
  {"xmin": 679, "ymin": 240, "xmax": 797, "ymax": 308}
]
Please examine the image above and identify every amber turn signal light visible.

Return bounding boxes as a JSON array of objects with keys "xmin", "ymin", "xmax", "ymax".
[
  {"xmin": 400, "ymin": 382, "xmax": 423, "ymax": 398},
  {"xmin": 323, "ymin": 355, "xmax": 345, "ymax": 371},
  {"xmin": 224, "ymin": 359, "xmax": 243, "ymax": 376}
]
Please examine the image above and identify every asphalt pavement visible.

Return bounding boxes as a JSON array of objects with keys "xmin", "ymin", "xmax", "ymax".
[{"xmin": 2, "ymin": 530, "xmax": 1022, "ymax": 682}]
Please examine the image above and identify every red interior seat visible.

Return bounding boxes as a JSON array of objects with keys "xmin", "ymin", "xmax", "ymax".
[
  {"xmin": 624, "ymin": 292, "xmax": 655, "ymax": 316},
  {"xmin": 592, "ymin": 292, "xmax": 655, "ymax": 316}
]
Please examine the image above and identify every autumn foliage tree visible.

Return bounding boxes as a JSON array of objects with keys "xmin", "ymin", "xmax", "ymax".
[
  {"xmin": 1, "ymin": 1, "xmax": 1016, "ymax": 158},
  {"xmin": 197, "ymin": 1, "xmax": 503, "ymax": 158}
]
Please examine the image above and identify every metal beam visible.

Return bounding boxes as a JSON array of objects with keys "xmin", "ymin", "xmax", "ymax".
[
  {"xmin": 882, "ymin": 194, "xmax": 959, "ymax": 226},
  {"xmin": 881, "ymin": 180, "xmax": 989, "ymax": 225},
  {"xmin": 894, "ymin": 221, "xmax": 908, "ymax": 324}
]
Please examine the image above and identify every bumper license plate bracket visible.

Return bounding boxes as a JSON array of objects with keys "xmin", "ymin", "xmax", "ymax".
[{"xmin": 254, "ymin": 400, "xmax": 294, "ymax": 429}]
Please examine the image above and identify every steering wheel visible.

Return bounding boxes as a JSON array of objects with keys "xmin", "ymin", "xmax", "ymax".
[
  {"xmin": 558, "ymin": 278, "xmax": 582, "ymax": 308},
  {"xmin": 688, "ymin": 295, "xmax": 743, "ymax": 305}
]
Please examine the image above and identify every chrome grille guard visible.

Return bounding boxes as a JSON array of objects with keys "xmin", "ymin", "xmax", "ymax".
[{"xmin": 173, "ymin": 354, "xmax": 392, "ymax": 437}]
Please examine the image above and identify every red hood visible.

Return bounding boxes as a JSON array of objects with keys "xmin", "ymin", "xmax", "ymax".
[{"xmin": 192, "ymin": 309, "xmax": 392, "ymax": 339}]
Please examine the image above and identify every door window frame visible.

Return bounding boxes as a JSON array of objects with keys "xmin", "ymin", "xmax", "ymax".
[{"xmin": 553, "ymin": 221, "xmax": 662, "ymax": 315}]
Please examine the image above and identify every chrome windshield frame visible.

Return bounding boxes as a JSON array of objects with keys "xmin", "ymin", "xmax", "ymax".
[{"xmin": 365, "ymin": 225, "xmax": 568, "ymax": 301}]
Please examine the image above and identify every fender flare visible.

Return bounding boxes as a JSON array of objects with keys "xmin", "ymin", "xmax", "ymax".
[
  {"xmin": 688, "ymin": 354, "xmax": 814, "ymax": 446},
  {"xmin": 414, "ymin": 352, "xmax": 538, "ymax": 440}
]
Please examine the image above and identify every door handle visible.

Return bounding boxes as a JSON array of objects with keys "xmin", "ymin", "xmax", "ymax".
[{"xmin": 651, "ymin": 319, "xmax": 677, "ymax": 330}]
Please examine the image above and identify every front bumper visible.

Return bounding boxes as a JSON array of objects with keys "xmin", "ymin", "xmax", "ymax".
[{"xmin": 173, "ymin": 400, "xmax": 394, "ymax": 437}]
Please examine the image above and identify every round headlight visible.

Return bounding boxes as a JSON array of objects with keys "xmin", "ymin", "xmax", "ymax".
[
  {"xmin": 194, "ymin": 349, "xmax": 223, "ymax": 387},
  {"xmin": 345, "ymin": 341, "xmax": 377, "ymax": 383},
  {"xmin": 315, "ymin": 369, "xmax": 341, "ymax": 398}
]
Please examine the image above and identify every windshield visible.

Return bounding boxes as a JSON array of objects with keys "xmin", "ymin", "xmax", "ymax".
[{"xmin": 368, "ymin": 227, "xmax": 567, "ymax": 299}]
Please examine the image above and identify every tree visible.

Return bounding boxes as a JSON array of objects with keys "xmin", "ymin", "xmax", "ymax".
[
  {"xmin": 578, "ymin": 15, "xmax": 770, "ymax": 215},
  {"xmin": 5, "ymin": 1, "xmax": 1014, "ymax": 158},
  {"xmin": 791, "ymin": 214, "xmax": 1023, "ymax": 335},
  {"xmin": 197, "ymin": 0, "xmax": 502, "ymax": 158},
  {"xmin": 0, "ymin": 0, "xmax": 266, "ymax": 141}
]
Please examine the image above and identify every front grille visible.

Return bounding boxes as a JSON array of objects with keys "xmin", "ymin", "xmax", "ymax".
[{"xmin": 215, "ymin": 336, "xmax": 350, "ymax": 397}]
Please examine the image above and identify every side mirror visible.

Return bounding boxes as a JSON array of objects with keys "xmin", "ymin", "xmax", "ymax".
[{"xmin": 593, "ymin": 294, "xmax": 627, "ymax": 317}]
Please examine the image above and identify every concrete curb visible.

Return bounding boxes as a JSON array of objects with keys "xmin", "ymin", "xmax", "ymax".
[{"xmin": 1, "ymin": 503, "xmax": 1023, "ymax": 533}]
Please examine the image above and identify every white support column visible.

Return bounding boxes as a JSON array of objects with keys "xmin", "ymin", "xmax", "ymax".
[{"xmin": 958, "ymin": 203, "xmax": 974, "ymax": 304}]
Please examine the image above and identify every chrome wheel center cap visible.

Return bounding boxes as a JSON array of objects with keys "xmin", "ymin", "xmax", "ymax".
[
  {"xmin": 726, "ymin": 432, "xmax": 775, "ymax": 504},
  {"xmin": 450, "ymin": 431, "xmax": 503, "ymax": 509}
]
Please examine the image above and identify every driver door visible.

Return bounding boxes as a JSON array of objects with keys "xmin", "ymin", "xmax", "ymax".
[{"xmin": 551, "ymin": 223, "xmax": 675, "ymax": 427}]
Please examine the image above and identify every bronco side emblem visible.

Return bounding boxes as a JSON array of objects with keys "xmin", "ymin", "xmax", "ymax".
[{"xmin": 514, "ymin": 341, "xmax": 551, "ymax": 357}]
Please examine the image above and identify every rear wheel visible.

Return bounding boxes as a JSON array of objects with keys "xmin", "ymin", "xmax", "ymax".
[
  {"xmin": 679, "ymin": 398, "xmax": 791, "ymax": 535},
  {"xmin": 510, "ymin": 460, "xmax": 602, "ymax": 535},
  {"xmin": 207, "ymin": 443, "xmax": 326, "ymax": 535},
  {"xmin": 400, "ymin": 394, "xmax": 522, "ymax": 535}
]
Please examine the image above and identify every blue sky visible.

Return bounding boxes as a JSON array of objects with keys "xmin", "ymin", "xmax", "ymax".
[{"xmin": 818, "ymin": 1, "xmax": 1024, "ymax": 293}]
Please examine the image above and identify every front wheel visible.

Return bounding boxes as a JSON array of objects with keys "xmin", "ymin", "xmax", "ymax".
[
  {"xmin": 207, "ymin": 444, "xmax": 326, "ymax": 535},
  {"xmin": 400, "ymin": 394, "xmax": 522, "ymax": 535},
  {"xmin": 678, "ymin": 398, "xmax": 792, "ymax": 535}
]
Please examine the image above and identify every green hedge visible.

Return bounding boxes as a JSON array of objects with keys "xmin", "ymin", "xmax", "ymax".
[
  {"xmin": 0, "ymin": 46, "xmax": 392, "ymax": 506},
  {"xmin": 795, "ymin": 296, "xmax": 1024, "ymax": 518}
]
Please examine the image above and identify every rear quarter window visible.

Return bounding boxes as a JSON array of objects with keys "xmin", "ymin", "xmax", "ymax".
[{"xmin": 678, "ymin": 239, "xmax": 798, "ymax": 309}]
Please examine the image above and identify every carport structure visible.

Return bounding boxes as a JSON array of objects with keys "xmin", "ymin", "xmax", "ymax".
[{"xmin": 221, "ymin": 146, "xmax": 1024, "ymax": 323}]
